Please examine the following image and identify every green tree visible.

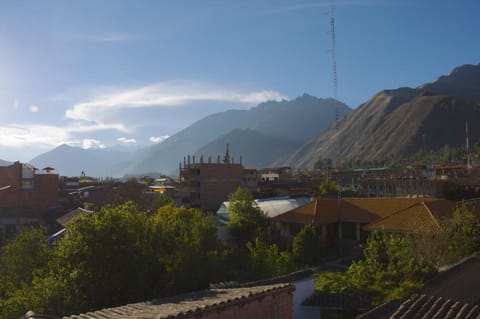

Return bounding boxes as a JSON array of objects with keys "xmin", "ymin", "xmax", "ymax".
[
  {"xmin": 0, "ymin": 229, "xmax": 81, "ymax": 319},
  {"xmin": 315, "ymin": 178, "xmax": 340, "ymax": 196},
  {"xmin": 0, "ymin": 228, "xmax": 51, "ymax": 295},
  {"xmin": 228, "ymin": 187, "xmax": 267, "ymax": 244},
  {"xmin": 246, "ymin": 238, "xmax": 295, "ymax": 279},
  {"xmin": 54, "ymin": 202, "xmax": 154, "ymax": 309},
  {"xmin": 0, "ymin": 202, "xmax": 226, "ymax": 318},
  {"xmin": 151, "ymin": 205, "xmax": 225, "ymax": 294},
  {"xmin": 315, "ymin": 231, "xmax": 436, "ymax": 305},
  {"xmin": 151, "ymin": 194, "xmax": 174, "ymax": 212},
  {"xmin": 293, "ymin": 225, "xmax": 321, "ymax": 266}
]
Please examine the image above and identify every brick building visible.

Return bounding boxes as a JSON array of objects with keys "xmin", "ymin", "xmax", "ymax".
[
  {"xmin": 0, "ymin": 161, "xmax": 59, "ymax": 209},
  {"xmin": 180, "ymin": 147, "xmax": 257, "ymax": 212},
  {"xmin": 0, "ymin": 161, "xmax": 59, "ymax": 241}
]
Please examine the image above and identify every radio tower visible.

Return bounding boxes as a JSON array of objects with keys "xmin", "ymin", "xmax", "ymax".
[{"xmin": 329, "ymin": 0, "xmax": 339, "ymax": 160}]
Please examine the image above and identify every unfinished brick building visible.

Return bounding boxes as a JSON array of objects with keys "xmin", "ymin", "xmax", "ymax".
[{"xmin": 0, "ymin": 161, "xmax": 59, "ymax": 241}]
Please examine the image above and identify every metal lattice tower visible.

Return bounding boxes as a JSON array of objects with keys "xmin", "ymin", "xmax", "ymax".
[{"xmin": 330, "ymin": 0, "xmax": 339, "ymax": 133}]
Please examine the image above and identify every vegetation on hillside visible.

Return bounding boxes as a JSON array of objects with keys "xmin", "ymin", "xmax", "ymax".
[{"xmin": 333, "ymin": 142, "xmax": 480, "ymax": 169}]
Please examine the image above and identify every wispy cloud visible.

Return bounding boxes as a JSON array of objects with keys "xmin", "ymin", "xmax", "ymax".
[
  {"xmin": 149, "ymin": 135, "xmax": 169, "ymax": 143},
  {"xmin": 65, "ymin": 81, "xmax": 287, "ymax": 122},
  {"xmin": 13, "ymin": 99, "xmax": 19, "ymax": 110},
  {"xmin": 0, "ymin": 122, "xmax": 127, "ymax": 149},
  {"xmin": 117, "ymin": 137, "xmax": 137, "ymax": 144},
  {"xmin": 77, "ymin": 139, "xmax": 105, "ymax": 149}
]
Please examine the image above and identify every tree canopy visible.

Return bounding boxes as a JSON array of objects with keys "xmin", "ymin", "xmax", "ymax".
[
  {"xmin": 227, "ymin": 187, "xmax": 267, "ymax": 244},
  {"xmin": 246, "ymin": 238, "xmax": 294, "ymax": 279},
  {"xmin": 0, "ymin": 202, "xmax": 225, "ymax": 319},
  {"xmin": 293, "ymin": 225, "xmax": 321, "ymax": 266},
  {"xmin": 315, "ymin": 231, "xmax": 436, "ymax": 305},
  {"xmin": 315, "ymin": 178, "xmax": 340, "ymax": 197}
]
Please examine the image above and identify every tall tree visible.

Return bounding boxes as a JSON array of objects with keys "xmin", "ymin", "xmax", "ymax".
[
  {"xmin": 228, "ymin": 187, "xmax": 267, "ymax": 245},
  {"xmin": 293, "ymin": 225, "xmax": 321, "ymax": 266}
]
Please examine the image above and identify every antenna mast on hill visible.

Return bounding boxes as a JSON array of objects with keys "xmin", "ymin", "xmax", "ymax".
[{"xmin": 329, "ymin": 0, "xmax": 340, "ymax": 165}]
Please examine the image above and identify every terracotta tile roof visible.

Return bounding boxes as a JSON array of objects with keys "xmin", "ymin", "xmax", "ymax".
[
  {"xmin": 357, "ymin": 294, "xmax": 480, "ymax": 319},
  {"xmin": 363, "ymin": 200, "xmax": 455, "ymax": 233},
  {"xmin": 273, "ymin": 200, "xmax": 319, "ymax": 225},
  {"xmin": 344, "ymin": 198, "xmax": 442, "ymax": 219},
  {"xmin": 61, "ymin": 284, "xmax": 294, "ymax": 319},
  {"xmin": 272, "ymin": 198, "xmax": 452, "ymax": 227}
]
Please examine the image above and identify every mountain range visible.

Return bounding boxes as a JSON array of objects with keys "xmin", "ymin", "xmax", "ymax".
[
  {"xmin": 275, "ymin": 63, "xmax": 480, "ymax": 169},
  {"xmin": 29, "ymin": 145, "xmax": 136, "ymax": 177},
  {"xmin": 29, "ymin": 63, "xmax": 480, "ymax": 176},
  {"xmin": 30, "ymin": 95, "xmax": 350, "ymax": 176}
]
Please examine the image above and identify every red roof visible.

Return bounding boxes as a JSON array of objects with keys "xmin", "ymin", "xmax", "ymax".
[{"xmin": 273, "ymin": 197, "xmax": 454, "ymax": 230}]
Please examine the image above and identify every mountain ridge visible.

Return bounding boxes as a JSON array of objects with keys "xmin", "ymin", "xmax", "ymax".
[
  {"xmin": 274, "ymin": 63, "xmax": 480, "ymax": 169},
  {"xmin": 124, "ymin": 94, "xmax": 350, "ymax": 174}
]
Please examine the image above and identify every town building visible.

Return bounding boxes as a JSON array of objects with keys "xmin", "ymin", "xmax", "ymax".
[
  {"xmin": 0, "ymin": 161, "xmax": 59, "ymax": 209},
  {"xmin": 179, "ymin": 146, "xmax": 257, "ymax": 212},
  {"xmin": 272, "ymin": 197, "xmax": 455, "ymax": 254},
  {"xmin": 0, "ymin": 161, "xmax": 59, "ymax": 242}
]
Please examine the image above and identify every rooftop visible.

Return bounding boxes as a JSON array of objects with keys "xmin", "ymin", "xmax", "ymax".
[
  {"xmin": 356, "ymin": 294, "xmax": 480, "ymax": 319},
  {"xmin": 272, "ymin": 197, "xmax": 452, "ymax": 227},
  {"xmin": 58, "ymin": 283, "xmax": 293, "ymax": 319},
  {"xmin": 363, "ymin": 199, "xmax": 455, "ymax": 233}
]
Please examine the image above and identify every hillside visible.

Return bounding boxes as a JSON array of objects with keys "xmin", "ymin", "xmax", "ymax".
[
  {"xmin": 276, "ymin": 63, "xmax": 480, "ymax": 169},
  {"xmin": 29, "ymin": 144, "xmax": 135, "ymax": 177},
  {"xmin": 194, "ymin": 129, "xmax": 301, "ymax": 168},
  {"xmin": 125, "ymin": 94, "xmax": 350, "ymax": 174}
]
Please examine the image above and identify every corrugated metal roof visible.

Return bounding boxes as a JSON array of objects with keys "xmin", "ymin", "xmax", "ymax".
[{"xmin": 216, "ymin": 196, "xmax": 311, "ymax": 222}]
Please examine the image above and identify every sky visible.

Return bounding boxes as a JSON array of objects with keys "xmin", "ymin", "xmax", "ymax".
[{"xmin": 0, "ymin": 0, "xmax": 479, "ymax": 162}]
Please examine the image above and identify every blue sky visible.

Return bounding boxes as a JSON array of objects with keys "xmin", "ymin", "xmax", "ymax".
[{"xmin": 0, "ymin": 0, "xmax": 479, "ymax": 161}]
